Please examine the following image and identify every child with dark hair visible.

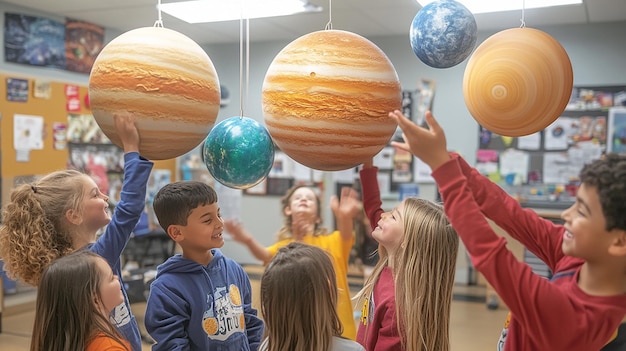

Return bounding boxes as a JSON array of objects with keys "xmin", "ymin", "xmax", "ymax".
[
  {"xmin": 390, "ymin": 109, "xmax": 626, "ymax": 351},
  {"xmin": 145, "ymin": 181, "xmax": 263, "ymax": 350}
]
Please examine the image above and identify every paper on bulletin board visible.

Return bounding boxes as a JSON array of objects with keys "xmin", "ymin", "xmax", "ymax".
[
  {"xmin": 517, "ymin": 132, "xmax": 541, "ymax": 150},
  {"xmin": 14, "ymin": 114, "xmax": 44, "ymax": 150},
  {"xmin": 414, "ymin": 157, "xmax": 434, "ymax": 183},
  {"xmin": 544, "ymin": 117, "xmax": 574, "ymax": 150},
  {"xmin": 543, "ymin": 152, "xmax": 570, "ymax": 183},
  {"xmin": 499, "ymin": 149, "xmax": 529, "ymax": 183}
]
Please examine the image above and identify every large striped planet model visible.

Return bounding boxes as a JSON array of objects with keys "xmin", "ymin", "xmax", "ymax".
[
  {"xmin": 89, "ymin": 27, "xmax": 221, "ymax": 160},
  {"xmin": 262, "ymin": 30, "xmax": 402, "ymax": 171}
]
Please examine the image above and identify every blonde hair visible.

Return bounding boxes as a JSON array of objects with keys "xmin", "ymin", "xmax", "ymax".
[
  {"xmin": 354, "ymin": 198, "xmax": 458, "ymax": 351},
  {"xmin": 260, "ymin": 242, "xmax": 342, "ymax": 351},
  {"xmin": 0, "ymin": 170, "xmax": 88, "ymax": 286},
  {"xmin": 276, "ymin": 185, "xmax": 328, "ymax": 241},
  {"xmin": 31, "ymin": 250, "xmax": 129, "ymax": 351}
]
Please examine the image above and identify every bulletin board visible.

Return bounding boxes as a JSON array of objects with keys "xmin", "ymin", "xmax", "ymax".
[
  {"xmin": 0, "ymin": 72, "xmax": 177, "ymax": 209},
  {"xmin": 476, "ymin": 85, "xmax": 626, "ymax": 197},
  {"xmin": 1, "ymin": 73, "xmax": 83, "ymax": 177}
]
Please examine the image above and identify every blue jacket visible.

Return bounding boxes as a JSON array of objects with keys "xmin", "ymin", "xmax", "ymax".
[
  {"xmin": 145, "ymin": 249, "xmax": 264, "ymax": 351},
  {"xmin": 88, "ymin": 152, "xmax": 154, "ymax": 351}
]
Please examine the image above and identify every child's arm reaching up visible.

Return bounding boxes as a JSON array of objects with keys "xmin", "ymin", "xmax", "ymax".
[
  {"xmin": 330, "ymin": 187, "xmax": 361, "ymax": 242},
  {"xmin": 359, "ymin": 158, "xmax": 385, "ymax": 231},
  {"xmin": 390, "ymin": 109, "xmax": 565, "ymax": 272},
  {"xmin": 388, "ymin": 110, "xmax": 602, "ymax": 349},
  {"xmin": 224, "ymin": 220, "xmax": 273, "ymax": 265}
]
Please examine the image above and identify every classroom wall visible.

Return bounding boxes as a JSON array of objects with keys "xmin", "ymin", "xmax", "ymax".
[
  {"xmin": 0, "ymin": 4, "xmax": 175, "ymax": 211},
  {"xmin": 1, "ymin": 2, "xmax": 625, "ymax": 270}
]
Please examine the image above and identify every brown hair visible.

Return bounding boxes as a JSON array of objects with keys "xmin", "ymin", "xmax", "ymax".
[
  {"xmin": 579, "ymin": 153, "xmax": 626, "ymax": 231},
  {"xmin": 260, "ymin": 242, "xmax": 342, "ymax": 351},
  {"xmin": 30, "ymin": 250, "xmax": 129, "ymax": 351}
]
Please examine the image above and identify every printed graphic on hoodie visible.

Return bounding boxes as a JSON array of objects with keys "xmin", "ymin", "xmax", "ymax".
[
  {"xmin": 110, "ymin": 301, "xmax": 132, "ymax": 327},
  {"xmin": 203, "ymin": 284, "xmax": 245, "ymax": 340}
]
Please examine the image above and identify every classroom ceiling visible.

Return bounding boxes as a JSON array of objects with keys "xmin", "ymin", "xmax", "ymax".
[{"xmin": 2, "ymin": 0, "xmax": 626, "ymax": 45}]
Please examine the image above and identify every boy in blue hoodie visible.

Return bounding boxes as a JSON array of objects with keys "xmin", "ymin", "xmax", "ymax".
[{"xmin": 145, "ymin": 181, "xmax": 264, "ymax": 351}]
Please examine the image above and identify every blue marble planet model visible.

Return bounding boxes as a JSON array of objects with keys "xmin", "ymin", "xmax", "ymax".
[
  {"xmin": 410, "ymin": 0, "xmax": 477, "ymax": 68},
  {"xmin": 203, "ymin": 116, "xmax": 275, "ymax": 189}
]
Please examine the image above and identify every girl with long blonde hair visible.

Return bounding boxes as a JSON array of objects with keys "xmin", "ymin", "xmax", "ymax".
[{"xmin": 354, "ymin": 160, "xmax": 459, "ymax": 351}]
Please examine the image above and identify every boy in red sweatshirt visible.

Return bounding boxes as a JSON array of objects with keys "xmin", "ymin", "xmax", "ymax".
[{"xmin": 389, "ymin": 109, "xmax": 626, "ymax": 351}]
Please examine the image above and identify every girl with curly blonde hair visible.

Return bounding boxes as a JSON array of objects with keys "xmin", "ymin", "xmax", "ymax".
[{"xmin": 0, "ymin": 113, "xmax": 153, "ymax": 351}]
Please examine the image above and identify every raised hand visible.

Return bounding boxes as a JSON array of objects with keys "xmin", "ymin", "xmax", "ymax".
[
  {"xmin": 330, "ymin": 187, "xmax": 361, "ymax": 221},
  {"xmin": 113, "ymin": 112, "xmax": 140, "ymax": 154},
  {"xmin": 388, "ymin": 110, "xmax": 450, "ymax": 170},
  {"xmin": 224, "ymin": 219, "xmax": 252, "ymax": 244}
]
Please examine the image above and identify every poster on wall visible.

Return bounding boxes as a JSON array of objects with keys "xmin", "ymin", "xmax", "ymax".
[
  {"xmin": 65, "ymin": 19, "xmax": 104, "ymax": 74},
  {"xmin": 33, "ymin": 80, "xmax": 51, "ymax": 99},
  {"xmin": 13, "ymin": 114, "xmax": 44, "ymax": 150},
  {"xmin": 4, "ymin": 13, "xmax": 65, "ymax": 69},
  {"xmin": 6, "ymin": 78, "xmax": 29, "ymax": 102}
]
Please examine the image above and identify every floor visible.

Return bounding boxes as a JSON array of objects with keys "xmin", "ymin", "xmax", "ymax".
[{"xmin": 0, "ymin": 267, "xmax": 509, "ymax": 351}]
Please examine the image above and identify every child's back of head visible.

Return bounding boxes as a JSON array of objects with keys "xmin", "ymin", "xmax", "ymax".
[
  {"xmin": 0, "ymin": 169, "xmax": 88, "ymax": 286},
  {"xmin": 261, "ymin": 242, "xmax": 341, "ymax": 351}
]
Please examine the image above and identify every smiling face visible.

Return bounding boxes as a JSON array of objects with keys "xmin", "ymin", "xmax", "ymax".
[
  {"xmin": 561, "ymin": 183, "xmax": 613, "ymax": 261},
  {"xmin": 78, "ymin": 175, "xmax": 111, "ymax": 230},
  {"xmin": 175, "ymin": 202, "xmax": 225, "ymax": 253},
  {"xmin": 371, "ymin": 201, "xmax": 406, "ymax": 255}
]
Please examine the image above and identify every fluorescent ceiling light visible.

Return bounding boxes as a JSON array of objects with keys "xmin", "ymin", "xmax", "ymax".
[
  {"xmin": 415, "ymin": 0, "xmax": 583, "ymax": 14},
  {"xmin": 159, "ymin": 0, "xmax": 323, "ymax": 23}
]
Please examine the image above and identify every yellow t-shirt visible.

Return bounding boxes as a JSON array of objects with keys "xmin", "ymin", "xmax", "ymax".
[{"xmin": 267, "ymin": 230, "xmax": 356, "ymax": 339}]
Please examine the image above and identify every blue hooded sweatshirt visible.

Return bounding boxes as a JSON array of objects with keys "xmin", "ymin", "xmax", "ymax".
[
  {"xmin": 145, "ymin": 249, "xmax": 264, "ymax": 351},
  {"xmin": 88, "ymin": 152, "xmax": 153, "ymax": 351}
]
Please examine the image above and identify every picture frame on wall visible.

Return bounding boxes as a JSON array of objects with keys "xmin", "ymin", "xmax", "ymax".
[
  {"xmin": 266, "ymin": 177, "xmax": 294, "ymax": 196},
  {"xmin": 244, "ymin": 178, "xmax": 267, "ymax": 196},
  {"xmin": 607, "ymin": 107, "xmax": 626, "ymax": 154}
]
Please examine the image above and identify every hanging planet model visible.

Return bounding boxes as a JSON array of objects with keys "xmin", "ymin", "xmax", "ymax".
[
  {"xmin": 463, "ymin": 27, "xmax": 573, "ymax": 137},
  {"xmin": 410, "ymin": 0, "xmax": 477, "ymax": 69},
  {"xmin": 203, "ymin": 116, "xmax": 274, "ymax": 190},
  {"xmin": 262, "ymin": 29, "xmax": 401, "ymax": 171},
  {"xmin": 89, "ymin": 27, "xmax": 221, "ymax": 160}
]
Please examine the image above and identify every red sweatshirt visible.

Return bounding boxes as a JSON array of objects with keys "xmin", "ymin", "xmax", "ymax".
[
  {"xmin": 434, "ymin": 154, "xmax": 626, "ymax": 351},
  {"xmin": 355, "ymin": 267, "xmax": 401, "ymax": 350},
  {"xmin": 356, "ymin": 166, "xmax": 403, "ymax": 350}
]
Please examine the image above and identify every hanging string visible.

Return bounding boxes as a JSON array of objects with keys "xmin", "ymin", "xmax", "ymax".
[
  {"xmin": 324, "ymin": 0, "xmax": 333, "ymax": 30},
  {"xmin": 519, "ymin": 0, "xmax": 526, "ymax": 28},
  {"xmin": 239, "ymin": 4, "xmax": 245, "ymax": 118},
  {"xmin": 154, "ymin": 0, "xmax": 164, "ymax": 27},
  {"xmin": 246, "ymin": 16, "xmax": 250, "ymax": 119},
  {"xmin": 238, "ymin": 2, "xmax": 251, "ymax": 119}
]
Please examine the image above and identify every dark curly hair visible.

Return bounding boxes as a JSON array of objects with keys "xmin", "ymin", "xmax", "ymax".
[{"xmin": 579, "ymin": 153, "xmax": 626, "ymax": 231}]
